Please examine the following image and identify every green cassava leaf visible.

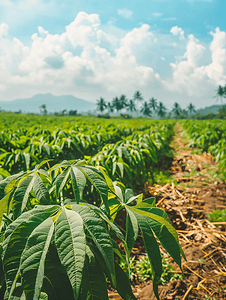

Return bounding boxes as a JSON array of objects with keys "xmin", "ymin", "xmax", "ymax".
[
  {"xmin": 77, "ymin": 202, "xmax": 124, "ymax": 242},
  {"xmin": 125, "ymin": 189, "xmax": 135, "ymax": 203},
  {"xmin": 78, "ymin": 166, "xmax": 109, "ymax": 214},
  {"xmin": 97, "ymin": 165, "xmax": 115, "ymax": 194},
  {"xmin": 126, "ymin": 209, "xmax": 139, "ymax": 254},
  {"xmin": 80, "ymin": 245, "xmax": 108, "ymax": 300},
  {"xmin": 131, "ymin": 209, "xmax": 162, "ymax": 300},
  {"xmin": 13, "ymin": 174, "xmax": 36, "ymax": 217},
  {"xmin": 129, "ymin": 206, "xmax": 184, "ymax": 264},
  {"xmin": 137, "ymin": 197, "xmax": 156, "ymax": 206},
  {"xmin": 20, "ymin": 217, "xmax": 54, "ymax": 300},
  {"xmin": 2, "ymin": 206, "xmax": 60, "ymax": 299},
  {"xmin": 0, "ymin": 193, "xmax": 12, "ymax": 228},
  {"xmin": 106, "ymin": 198, "xmax": 122, "ymax": 220},
  {"xmin": 0, "ymin": 173, "xmax": 23, "ymax": 200},
  {"xmin": 136, "ymin": 207, "xmax": 170, "ymax": 223},
  {"xmin": 20, "ymin": 218, "xmax": 54, "ymax": 300},
  {"xmin": 54, "ymin": 168, "xmax": 70, "ymax": 199},
  {"xmin": 69, "ymin": 167, "xmax": 86, "ymax": 203},
  {"xmin": 70, "ymin": 204, "xmax": 116, "ymax": 287},
  {"xmin": 43, "ymin": 244, "xmax": 75, "ymax": 300},
  {"xmin": 23, "ymin": 153, "xmax": 30, "ymax": 170},
  {"xmin": 115, "ymin": 262, "xmax": 137, "ymax": 300},
  {"xmin": 114, "ymin": 185, "xmax": 124, "ymax": 203},
  {"xmin": 116, "ymin": 162, "xmax": 124, "ymax": 178},
  {"xmin": 54, "ymin": 208, "xmax": 86, "ymax": 300},
  {"xmin": 36, "ymin": 160, "xmax": 52, "ymax": 170},
  {"xmin": 33, "ymin": 174, "xmax": 50, "ymax": 205}
]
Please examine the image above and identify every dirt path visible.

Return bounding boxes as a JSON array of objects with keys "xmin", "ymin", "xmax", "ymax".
[{"xmin": 109, "ymin": 123, "xmax": 226, "ymax": 300}]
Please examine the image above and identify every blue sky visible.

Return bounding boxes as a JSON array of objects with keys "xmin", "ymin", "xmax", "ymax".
[{"xmin": 0, "ymin": 0, "xmax": 225, "ymax": 109}]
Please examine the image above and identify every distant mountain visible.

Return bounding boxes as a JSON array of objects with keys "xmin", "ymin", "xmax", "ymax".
[
  {"xmin": 196, "ymin": 104, "xmax": 225, "ymax": 115},
  {"xmin": 0, "ymin": 93, "xmax": 96, "ymax": 114}
]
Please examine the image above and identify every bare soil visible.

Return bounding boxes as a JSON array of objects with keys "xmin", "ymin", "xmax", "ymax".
[{"xmin": 109, "ymin": 124, "xmax": 226, "ymax": 300}]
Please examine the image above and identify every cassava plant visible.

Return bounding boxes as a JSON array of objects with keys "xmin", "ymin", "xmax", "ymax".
[{"xmin": 0, "ymin": 159, "xmax": 185, "ymax": 300}]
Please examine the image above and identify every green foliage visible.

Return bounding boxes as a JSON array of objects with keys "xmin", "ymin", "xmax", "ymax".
[
  {"xmin": 181, "ymin": 119, "xmax": 226, "ymax": 179},
  {"xmin": 151, "ymin": 169, "xmax": 177, "ymax": 186},
  {"xmin": 0, "ymin": 116, "xmax": 183, "ymax": 299},
  {"xmin": 0, "ymin": 160, "xmax": 184, "ymax": 300},
  {"xmin": 215, "ymin": 85, "xmax": 226, "ymax": 104},
  {"xmin": 120, "ymin": 254, "xmax": 183, "ymax": 284},
  {"xmin": 90, "ymin": 124, "xmax": 174, "ymax": 188},
  {"xmin": 96, "ymin": 97, "xmax": 107, "ymax": 113},
  {"xmin": 0, "ymin": 115, "xmax": 175, "ymax": 176},
  {"xmin": 208, "ymin": 209, "xmax": 226, "ymax": 223}
]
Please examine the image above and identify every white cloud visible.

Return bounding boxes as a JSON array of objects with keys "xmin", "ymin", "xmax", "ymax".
[
  {"xmin": 163, "ymin": 27, "xmax": 226, "ymax": 104},
  {"xmin": 184, "ymin": 34, "xmax": 205, "ymax": 66},
  {"xmin": 0, "ymin": 23, "xmax": 9, "ymax": 37},
  {"xmin": 38, "ymin": 26, "xmax": 49, "ymax": 36},
  {"xmin": 0, "ymin": 13, "xmax": 225, "ymax": 109},
  {"xmin": 117, "ymin": 8, "xmax": 133, "ymax": 19},
  {"xmin": 170, "ymin": 26, "xmax": 185, "ymax": 40}
]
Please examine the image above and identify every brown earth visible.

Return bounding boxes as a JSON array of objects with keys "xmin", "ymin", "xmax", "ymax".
[{"xmin": 108, "ymin": 124, "xmax": 226, "ymax": 300}]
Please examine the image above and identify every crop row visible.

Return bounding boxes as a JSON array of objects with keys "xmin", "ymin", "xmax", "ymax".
[
  {"xmin": 91, "ymin": 130, "xmax": 174, "ymax": 189},
  {"xmin": 0, "ymin": 115, "xmax": 175, "ymax": 188},
  {"xmin": 0, "ymin": 158, "xmax": 183, "ymax": 300},
  {"xmin": 180, "ymin": 120, "xmax": 226, "ymax": 177},
  {"xmin": 0, "ymin": 115, "xmax": 181, "ymax": 299}
]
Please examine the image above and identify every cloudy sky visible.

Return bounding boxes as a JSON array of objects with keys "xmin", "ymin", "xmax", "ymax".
[{"xmin": 0, "ymin": 0, "xmax": 225, "ymax": 109}]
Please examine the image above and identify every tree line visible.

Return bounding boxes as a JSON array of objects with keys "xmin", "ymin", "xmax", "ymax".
[
  {"xmin": 96, "ymin": 91, "xmax": 196, "ymax": 118},
  {"xmin": 39, "ymin": 104, "xmax": 77, "ymax": 116}
]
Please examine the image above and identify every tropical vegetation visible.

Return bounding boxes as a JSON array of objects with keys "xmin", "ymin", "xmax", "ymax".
[
  {"xmin": 181, "ymin": 119, "xmax": 226, "ymax": 178},
  {"xmin": 0, "ymin": 114, "xmax": 184, "ymax": 300},
  {"xmin": 95, "ymin": 90, "xmax": 198, "ymax": 119},
  {"xmin": 1, "ymin": 84, "xmax": 225, "ymax": 299}
]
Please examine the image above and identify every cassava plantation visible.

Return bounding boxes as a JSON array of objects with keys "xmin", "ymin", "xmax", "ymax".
[{"xmin": 0, "ymin": 113, "xmax": 226, "ymax": 300}]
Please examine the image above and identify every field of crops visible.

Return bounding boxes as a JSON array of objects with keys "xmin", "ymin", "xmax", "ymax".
[
  {"xmin": 0, "ymin": 114, "xmax": 175, "ymax": 188},
  {"xmin": 0, "ymin": 114, "xmax": 183, "ymax": 300},
  {"xmin": 0, "ymin": 114, "xmax": 226, "ymax": 300},
  {"xmin": 181, "ymin": 120, "xmax": 226, "ymax": 178}
]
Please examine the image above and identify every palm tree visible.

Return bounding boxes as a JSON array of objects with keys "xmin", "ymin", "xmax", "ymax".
[
  {"xmin": 119, "ymin": 94, "xmax": 128, "ymax": 112},
  {"xmin": 133, "ymin": 90, "xmax": 144, "ymax": 109},
  {"xmin": 96, "ymin": 97, "xmax": 107, "ymax": 114},
  {"xmin": 181, "ymin": 109, "xmax": 188, "ymax": 118},
  {"xmin": 69, "ymin": 109, "xmax": 77, "ymax": 116},
  {"xmin": 149, "ymin": 97, "xmax": 158, "ymax": 118},
  {"xmin": 112, "ymin": 96, "xmax": 122, "ymax": 114},
  {"xmin": 140, "ymin": 102, "xmax": 151, "ymax": 117},
  {"xmin": 172, "ymin": 102, "xmax": 181, "ymax": 118},
  {"xmin": 39, "ymin": 104, "xmax": 47, "ymax": 115},
  {"xmin": 127, "ymin": 99, "xmax": 136, "ymax": 117},
  {"xmin": 215, "ymin": 85, "xmax": 226, "ymax": 104},
  {"xmin": 61, "ymin": 109, "xmax": 67, "ymax": 116},
  {"xmin": 187, "ymin": 103, "xmax": 196, "ymax": 115},
  {"xmin": 107, "ymin": 102, "xmax": 114, "ymax": 115},
  {"xmin": 157, "ymin": 102, "xmax": 167, "ymax": 118}
]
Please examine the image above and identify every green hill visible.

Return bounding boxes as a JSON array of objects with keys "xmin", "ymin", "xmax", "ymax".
[{"xmin": 196, "ymin": 104, "xmax": 225, "ymax": 115}]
